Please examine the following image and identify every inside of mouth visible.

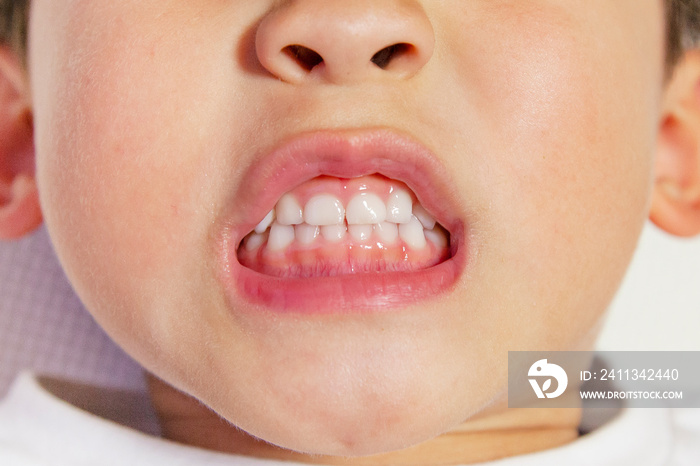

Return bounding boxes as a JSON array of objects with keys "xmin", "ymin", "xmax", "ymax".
[{"xmin": 237, "ymin": 174, "xmax": 451, "ymax": 278}]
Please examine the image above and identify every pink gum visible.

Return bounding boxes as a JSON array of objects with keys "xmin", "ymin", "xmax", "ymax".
[
  {"xmin": 279, "ymin": 174, "xmax": 416, "ymax": 206},
  {"xmin": 240, "ymin": 238, "xmax": 449, "ymax": 278}
]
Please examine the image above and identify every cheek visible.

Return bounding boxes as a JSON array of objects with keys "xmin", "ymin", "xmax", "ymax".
[
  {"xmin": 29, "ymin": 2, "xmax": 238, "ymax": 372},
  {"xmin": 439, "ymin": 2, "xmax": 664, "ymax": 347}
]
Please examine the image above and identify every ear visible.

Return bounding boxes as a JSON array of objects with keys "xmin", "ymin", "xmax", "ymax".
[
  {"xmin": 651, "ymin": 50, "xmax": 700, "ymax": 237},
  {"xmin": 0, "ymin": 45, "xmax": 41, "ymax": 239}
]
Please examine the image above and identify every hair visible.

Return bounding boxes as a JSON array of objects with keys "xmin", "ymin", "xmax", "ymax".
[
  {"xmin": 0, "ymin": 0, "xmax": 699, "ymax": 67},
  {"xmin": 0, "ymin": 0, "xmax": 27, "ymax": 59},
  {"xmin": 668, "ymin": 0, "xmax": 700, "ymax": 66}
]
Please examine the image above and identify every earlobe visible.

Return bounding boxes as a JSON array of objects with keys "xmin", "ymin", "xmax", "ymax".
[
  {"xmin": 0, "ymin": 45, "xmax": 41, "ymax": 239},
  {"xmin": 651, "ymin": 50, "xmax": 700, "ymax": 237}
]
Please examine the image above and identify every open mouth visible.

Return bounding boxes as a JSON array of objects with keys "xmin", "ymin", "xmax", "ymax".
[
  {"xmin": 221, "ymin": 129, "xmax": 465, "ymax": 313},
  {"xmin": 237, "ymin": 174, "xmax": 451, "ymax": 278}
]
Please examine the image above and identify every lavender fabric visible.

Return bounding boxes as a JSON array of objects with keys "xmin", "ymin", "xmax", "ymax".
[{"xmin": 0, "ymin": 226, "xmax": 146, "ymax": 397}]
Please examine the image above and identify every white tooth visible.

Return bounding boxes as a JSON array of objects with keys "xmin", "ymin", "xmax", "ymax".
[
  {"xmin": 412, "ymin": 204, "xmax": 436, "ymax": 230},
  {"xmin": 346, "ymin": 193, "xmax": 387, "ymax": 225},
  {"xmin": 424, "ymin": 227, "xmax": 448, "ymax": 249},
  {"xmin": 304, "ymin": 194, "xmax": 345, "ymax": 226},
  {"xmin": 267, "ymin": 223, "xmax": 295, "ymax": 251},
  {"xmin": 244, "ymin": 232, "xmax": 267, "ymax": 251},
  {"xmin": 374, "ymin": 222, "xmax": 398, "ymax": 245},
  {"xmin": 295, "ymin": 223, "xmax": 319, "ymax": 245},
  {"xmin": 386, "ymin": 188, "xmax": 413, "ymax": 224},
  {"xmin": 254, "ymin": 209, "xmax": 275, "ymax": 233},
  {"xmin": 276, "ymin": 193, "xmax": 303, "ymax": 225},
  {"xmin": 399, "ymin": 216, "xmax": 427, "ymax": 249},
  {"xmin": 349, "ymin": 224, "xmax": 373, "ymax": 241},
  {"xmin": 321, "ymin": 224, "xmax": 347, "ymax": 242}
]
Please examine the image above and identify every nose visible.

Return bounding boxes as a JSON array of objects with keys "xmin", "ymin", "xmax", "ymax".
[{"xmin": 255, "ymin": 0, "xmax": 435, "ymax": 84}]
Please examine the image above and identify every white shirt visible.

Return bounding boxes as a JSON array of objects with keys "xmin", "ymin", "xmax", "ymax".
[{"xmin": 1, "ymin": 374, "xmax": 698, "ymax": 465}]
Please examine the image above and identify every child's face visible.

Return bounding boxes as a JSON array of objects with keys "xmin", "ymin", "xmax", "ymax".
[{"xmin": 29, "ymin": 0, "xmax": 665, "ymax": 456}]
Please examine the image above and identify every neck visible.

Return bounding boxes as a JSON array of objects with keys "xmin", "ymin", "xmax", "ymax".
[{"xmin": 147, "ymin": 375, "xmax": 581, "ymax": 465}]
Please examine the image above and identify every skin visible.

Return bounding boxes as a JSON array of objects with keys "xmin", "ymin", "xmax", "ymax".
[{"xmin": 23, "ymin": 0, "xmax": 672, "ymax": 462}]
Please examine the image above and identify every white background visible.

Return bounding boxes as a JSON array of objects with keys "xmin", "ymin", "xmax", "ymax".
[{"xmin": 597, "ymin": 223, "xmax": 700, "ymax": 351}]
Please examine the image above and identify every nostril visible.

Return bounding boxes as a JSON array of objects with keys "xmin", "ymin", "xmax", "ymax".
[
  {"xmin": 283, "ymin": 45, "xmax": 324, "ymax": 72},
  {"xmin": 256, "ymin": 1, "xmax": 435, "ymax": 83},
  {"xmin": 370, "ymin": 43, "xmax": 414, "ymax": 70}
]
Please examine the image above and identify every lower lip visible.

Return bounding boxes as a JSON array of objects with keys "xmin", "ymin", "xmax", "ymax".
[
  {"xmin": 228, "ymin": 231, "xmax": 464, "ymax": 314},
  {"xmin": 219, "ymin": 129, "xmax": 467, "ymax": 314}
]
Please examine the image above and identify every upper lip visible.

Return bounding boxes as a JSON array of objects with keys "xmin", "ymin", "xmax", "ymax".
[{"xmin": 222, "ymin": 127, "xmax": 465, "ymax": 252}]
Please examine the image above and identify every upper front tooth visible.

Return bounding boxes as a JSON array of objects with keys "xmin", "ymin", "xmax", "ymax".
[
  {"xmin": 276, "ymin": 194, "xmax": 303, "ymax": 225},
  {"xmin": 386, "ymin": 188, "xmax": 413, "ymax": 224},
  {"xmin": 304, "ymin": 194, "xmax": 345, "ymax": 226},
  {"xmin": 412, "ymin": 204, "xmax": 436, "ymax": 230},
  {"xmin": 346, "ymin": 193, "xmax": 387, "ymax": 225},
  {"xmin": 254, "ymin": 209, "xmax": 275, "ymax": 233}
]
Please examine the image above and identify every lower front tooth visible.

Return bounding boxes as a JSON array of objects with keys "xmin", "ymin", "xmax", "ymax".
[
  {"xmin": 348, "ymin": 224, "xmax": 372, "ymax": 241},
  {"xmin": 412, "ymin": 204, "xmax": 436, "ymax": 230},
  {"xmin": 424, "ymin": 226, "xmax": 448, "ymax": 249},
  {"xmin": 245, "ymin": 232, "xmax": 267, "ymax": 251},
  {"xmin": 321, "ymin": 224, "xmax": 347, "ymax": 242},
  {"xmin": 267, "ymin": 223, "xmax": 295, "ymax": 251},
  {"xmin": 374, "ymin": 222, "xmax": 398, "ymax": 245},
  {"xmin": 399, "ymin": 216, "xmax": 427, "ymax": 249},
  {"xmin": 295, "ymin": 223, "xmax": 319, "ymax": 245}
]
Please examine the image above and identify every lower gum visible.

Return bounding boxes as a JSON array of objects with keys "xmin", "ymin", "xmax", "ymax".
[{"xmin": 238, "ymin": 241, "xmax": 449, "ymax": 278}]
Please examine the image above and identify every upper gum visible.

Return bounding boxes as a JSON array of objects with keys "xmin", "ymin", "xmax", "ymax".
[{"xmin": 276, "ymin": 174, "xmax": 417, "ymax": 206}]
